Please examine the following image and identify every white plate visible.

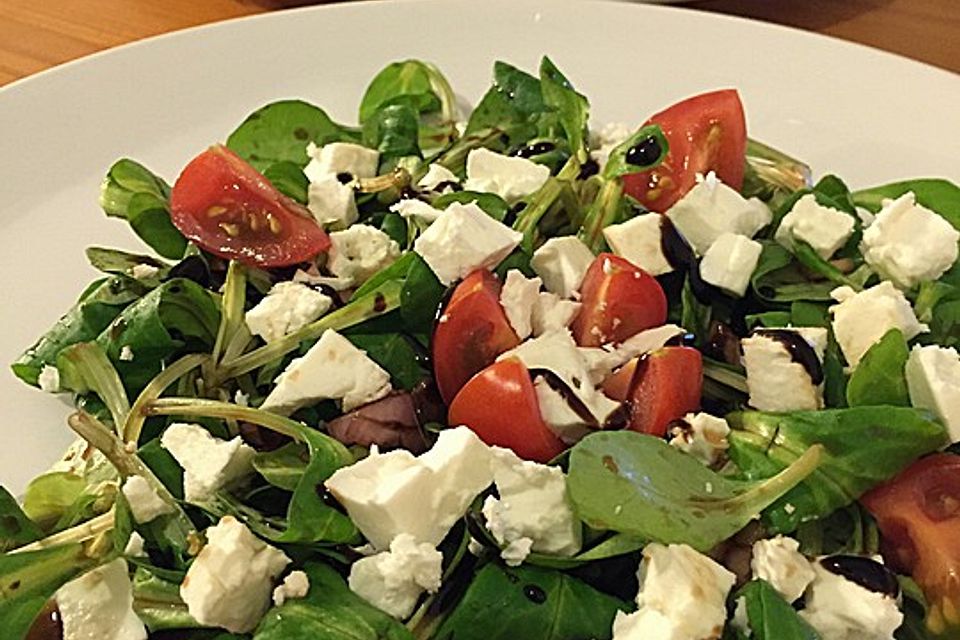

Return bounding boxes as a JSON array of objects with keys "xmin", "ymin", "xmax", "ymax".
[{"xmin": 1, "ymin": 0, "xmax": 958, "ymax": 492}]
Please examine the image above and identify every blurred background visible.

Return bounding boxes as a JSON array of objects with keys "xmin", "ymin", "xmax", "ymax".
[{"xmin": 0, "ymin": 0, "xmax": 957, "ymax": 86}]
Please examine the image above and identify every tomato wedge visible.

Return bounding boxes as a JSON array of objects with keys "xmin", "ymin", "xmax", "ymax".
[
  {"xmin": 433, "ymin": 270, "xmax": 520, "ymax": 405},
  {"xmin": 170, "ymin": 144, "xmax": 330, "ymax": 267},
  {"xmin": 622, "ymin": 89, "xmax": 747, "ymax": 212},
  {"xmin": 626, "ymin": 346, "xmax": 702, "ymax": 437},
  {"xmin": 861, "ymin": 453, "xmax": 960, "ymax": 636},
  {"xmin": 571, "ymin": 253, "xmax": 667, "ymax": 348},
  {"xmin": 448, "ymin": 358, "xmax": 566, "ymax": 462}
]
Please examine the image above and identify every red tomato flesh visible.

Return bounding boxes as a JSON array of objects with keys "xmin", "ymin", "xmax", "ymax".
[
  {"xmin": 622, "ymin": 89, "xmax": 747, "ymax": 212},
  {"xmin": 862, "ymin": 453, "xmax": 960, "ymax": 635},
  {"xmin": 626, "ymin": 346, "xmax": 703, "ymax": 437},
  {"xmin": 433, "ymin": 270, "xmax": 520, "ymax": 405},
  {"xmin": 448, "ymin": 358, "xmax": 566, "ymax": 463},
  {"xmin": 170, "ymin": 144, "xmax": 330, "ymax": 267},
  {"xmin": 571, "ymin": 253, "xmax": 667, "ymax": 348}
]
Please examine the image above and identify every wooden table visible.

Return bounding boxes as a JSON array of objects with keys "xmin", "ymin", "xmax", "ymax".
[{"xmin": 0, "ymin": 0, "xmax": 957, "ymax": 87}]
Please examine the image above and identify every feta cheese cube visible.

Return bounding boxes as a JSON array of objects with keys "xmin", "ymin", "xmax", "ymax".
[
  {"xmin": 121, "ymin": 475, "xmax": 174, "ymax": 524},
  {"xmin": 261, "ymin": 329, "xmax": 392, "ymax": 414},
  {"xmin": 390, "ymin": 198, "xmax": 443, "ymax": 223},
  {"xmin": 667, "ymin": 412, "xmax": 730, "ymax": 466},
  {"xmin": 481, "ymin": 447, "xmax": 581, "ymax": 563},
  {"xmin": 304, "ymin": 141, "xmax": 379, "ymax": 183},
  {"xmin": 307, "ymin": 174, "xmax": 358, "ymax": 228},
  {"xmin": 751, "ymin": 536, "xmax": 815, "ymax": 602},
  {"xmin": 614, "ymin": 543, "xmax": 735, "ymax": 640},
  {"xmin": 699, "ymin": 232, "xmax": 762, "ymax": 297},
  {"xmin": 741, "ymin": 328, "xmax": 827, "ymax": 412},
  {"xmin": 531, "ymin": 236, "xmax": 595, "ymax": 299},
  {"xmin": 160, "ymin": 423, "xmax": 255, "ymax": 503},
  {"xmin": 180, "ymin": 516, "xmax": 291, "ymax": 633},
  {"xmin": 500, "ymin": 270, "xmax": 543, "ymax": 340},
  {"xmin": 37, "ymin": 364, "xmax": 60, "ymax": 393},
  {"xmin": 327, "ymin": 224, "xmax": 401, "ymax": 287},
  {"xmin": 860, "ymin": 192, "xmax": 960, "ymax": 289},
  {"xmin": 244, "ymin": 281, "xmax": 333, "ymax": 343},
  {"xmin": 906, "ymin": 344, "xmax": 960, "ymax": 441},
  {"xmin": 413, "ymin": 201, "xmax": 522, "ymax": 285},
  {"xmin": 602, "ymin": 214, "xmax": 674, "ymax": 276},
  {"xmin": 324, "ymin": 427, "xmax": 494, "ymax": 549},
  {"xmin": 348, "ymin": 533, "xmax": 442, "ymax": 619},
  {"xmin": 272, "ymin": 570, "xmax": 310, "ymax": 607},
  {"xmin": 463, "ymin": 148, "xmax": 550, "ymax": 202},
  {"xmin": 800, "ymin": 559, "xmax": 902, "ymax": 639},
  {"xmin": 500, "ymin": 329, "xmax": 621, "ymax": 427},
  {"xmin": 775, "ymin": 194, "xmax": 856, "ymax": 259},
  {"xmin": 830, "ymin": 282, "xmax": 927, "ymax": 367},
  {"xmin": 57, "ymin": 559, "xmax": 146, "ymax": 640},
  {"xmin": 417, "ymin": 164, "xmax": 459, "ymax": 192},
  {"xmin": 531, "ymin": 292, "xmax": 581, "ymax": 336},
  {"xmin": 665, "ymin": 172, "xmax": 772, "ymax": 254}
]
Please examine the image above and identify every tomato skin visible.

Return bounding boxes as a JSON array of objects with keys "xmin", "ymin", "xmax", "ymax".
[
  {"xmin": 170, "ymin": 145, "xmax": 330, "ymax": 267},
  {"xmin": 602, "ymin": 358, "xmax": 638, "ymax": 403},
  {"xmin": 622, "ymin": 89, "xmax": 747, "ymax": 212},
  {"xmin": 626, "ymin": 347, "xmax": 702, "ymax": 437},
  {"xmin": 862, "ymin": 453, "xmax": 960, "ymax": 635},
  {"xmin": 433, "ymin": 270, "xmax": 520, "ymax": 405},
  {"xmin": 448, "ymin": 358, "xmax": 566, "ymax": 462},
  {"xmin": 571, "ymin": 254, "xmax": 667, "ymax": 348}
]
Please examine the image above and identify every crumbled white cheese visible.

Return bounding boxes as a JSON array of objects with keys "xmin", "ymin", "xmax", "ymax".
[
  {"xmin": 499, "ymin": 270, "xmax": 543, "ymax": 340},
  {"xmin": 699, "ymin": 232, "xmax": 762, "ymax": 297},
  {"xmin": 118, "ymin": 345, "xmax": 135, "ymax": 361},
  {"xmin": 160, "ymin": 423, "xmax": 255, "ymax": 503},
  {"xmin": 463, "ymin": 148, "xmax": 551, "ymax": 202},
  {"xmin": 348, "ymin": 533, "xmax": 442, "ymax": 619},
  {"xmin": 129, "ymin": 263, "xmax": 159, "ymax": 280},
  {"xmin": 327, "ymin": 224, "xmax": 401, "ymax": 287},
  {"xmin": 37, "ymin": 364, "xmax": 60, "ymax": 393},
  {"xmin": 829, "ymin": 282, "xmax": 927, "ymax": 367},
  {"xmin": 245, "ymin": 281, "xmax": 333, "ymax": 344},
  {"xmin": 590, "ymin": 122, "xmax": 632, "ymax": 168},
  {"xmin": 906, "ymin": 344, "xmax": 960, "ymax": 441},
  {"xmin": 665, "ymin": 171, "xmax": 772, "ymax": 254},
  {"xmin": 860, "ymin": 192, "xmax": 959, "ymax": 289},
  {"xmin": 121, "ymin": 475, "xmax": 174, "ymax": 524},
  {"xmin": 531, "ymin": 292, "xmax": 581, "ymax": 336},
  {"xmin": 260, "ymin": 329, "xmax": 392, "ymax": 414},
  {"xmin": 800, "ymin": 559, "xmax": 903, "ymax": 639},
  {"xmin": 532, "ymin": 376, "xmax": 593, "ymax": 444},
  {"xmin": 57, "ymin": 558, "xmax": 146, "ymax": 640},
  {"xmin": 775, "ymin": 194, "xmax": 856, "ymax": 259},
  {"xmin": 304, "ymin": 141, "xmax": 379, "ymax": 182},
  {"xmin": 751, "ymin": 536, "xmax": 815, "ymax": 603},
  {"xmin": 413, "ymin": 201, "xmax": 522, "ymax": 285},
  {"xmin": 124, "ymin": 532, "xmax": 146, "ymax": 558},
  {"xmin": 325, "ymin": 426, "xmax": 494, "ymax": 549},
  {"xmin": 306, "ymin": 174, "xmax": 358, "ymax": 229},
  {"xmin": 603, "ymin": 213, "xmax": 674, "ymax": 276},
  {"xmin": 417, "ymin": 164, "xmax": 459, "ymax": 192},
  {"xmin": 390, "ymin": 198, "xmax": 443, "ymax": 223},
  {"xmin": 272, "ymin": 570, "xmax": 310, "ymax": 607},
  {"xmin": 180, "ymin": 516, "xmax": 290, "ymax": 633},
  {"xmin": 668, "ymin": 412, "xmax": 730, "ymax": 466},
  {"xmin": 741, "ymin": 328, "xmax": 827, "ymax": 411},
  {"xmin": 531, "ymin": 236, "xmax": 595, "ymax": 299}
]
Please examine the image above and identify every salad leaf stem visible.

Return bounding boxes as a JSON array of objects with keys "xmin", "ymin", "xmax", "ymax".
[
  {"xmin": 122, "ymin": 353, "xmax": 208, "ymax": 444},
  {"xmin": 56, "ymin": 342, "xmax": 130, "ymax": 431},
  {"xmin": 214, "ymin": 279, "xmax": 403, "ymax": 383},
  {"xmin": 742, "ymin": 138, "xmax": 812, "ymax": 202},
  {"xmin": 793, "ymin": 241, "xmax": 865, "ymax": 291},
  {"xmin": 357, "ymin": 166, "xmax": 413, "ymax": 194},
  {"xmin": 211, "ymin": 261, "xmax": 247, "ymax": 368},
  {"xmin": 515, "ymin": 178, "xmax": 564, "ymax": 253},
  {"xmin": 144, "ymin": 398, "xmax": 306, "ymax": 441},
  {"xmin": 434, "ymin": 127, "xmax": 505, "ymax": 174},
  {"xmin": 11, "ymin": 510, "xmax": 114, "ymax": 554},
  {"xmin": 577, "ymin": 178, "xmax": 623, "ymax": 253}
]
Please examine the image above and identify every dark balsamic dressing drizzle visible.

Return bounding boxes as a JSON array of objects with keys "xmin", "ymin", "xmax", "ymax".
[
  {"xmin": 755, "ymin": 329, "xmax": 824, "ymax": 384},
  {"xmin": 658, "ymin": 217, "xmax": 695, "ymax": 271},
  {"xmin": 513, "ymin": 141, "xmax": 556, "ymax": 158},
  {"xmin": 820, "ymin": 555, "xmax": 900, "ymax": 598},
  {"xmin": 578, "ymin": 158, "xmax": 600, "ymax": 179}
]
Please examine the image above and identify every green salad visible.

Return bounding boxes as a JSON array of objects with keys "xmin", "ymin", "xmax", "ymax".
[{"xmin": 4, "ymin": 57, "xmax": 960, "ymax": 640}]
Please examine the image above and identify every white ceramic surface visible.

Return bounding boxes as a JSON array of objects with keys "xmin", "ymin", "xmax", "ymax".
[{"xmin": 1, "ymin": 0, "xmax": 958, "ymax": 492}]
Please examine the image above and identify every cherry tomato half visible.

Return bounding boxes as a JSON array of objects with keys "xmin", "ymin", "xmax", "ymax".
[
  {"xmin": 448, "ymin": 358, "xmax": 566, "ymax": 462},
  {"xmin": 170, "ymin": 144, "xmax": 330, "ymax": 267},
  {"xmin": 571, "ymin": 253, "xmax": 667, "ymax": 348},
  {"xmin": 625, "ymin": 346, "xmax": 703, "ymax": 437},
  {"xmin": 862, "ymin": 453, "xmax": 960, "ymax": 636},
  {"xmin": 622, "ymin": 89, "xmax": 747, "ymax": 212},
  {"xmin": 433, "ymin": 270, "xmax": 520, "ymax": 405}
]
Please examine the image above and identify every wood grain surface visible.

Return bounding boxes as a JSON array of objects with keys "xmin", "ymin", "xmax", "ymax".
[{"xmin": 0, "ymin": 0, "xmax": 957, "ymax": 87}]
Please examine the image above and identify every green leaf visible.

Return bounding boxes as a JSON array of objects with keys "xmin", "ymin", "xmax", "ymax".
[
  {"xmin": 434, "ymin": 563, "xmax": 628, "ymax": 640},
  {"xmin": 346, "ymin": 333, "xmax": 425, "ymax": 391},
  {"xmin": 226, "ymin": 100, "xmax": 357, "ymax": 172},
  {"xmin": 127, "ymin": 191, "xmax": 188, "ymax": 259},
  {"xmin": 253, "ymin": 442, "xmax": 309, "ymax": 492},
  {"xmin": 11, "ymin": 276, "xmax": 147, "ymax": 386},
  {"xmin": 433, "ymin": 191, "xmax": 510, "ymax": 222},
  {"xmin": 465, "ymin": 61, "xmax": 550, "ymax": 147},
  {"xmin": 0, "ymin": 487, "xmax": 42, "ymax": 552},
  {"xmin": 914, "ymin": 280, "xmax": 960, "ymax": 348},
  {"xmin": 846, "ymin": 329, "xmax": 910, "ymax": 407},
  {"xmin": 359, "ymin": 60, "xmax": 454, "ymax": 124},
  {"xmin": 567, "ymin": 431, "xmax": 822, "ymax": 551},
  {"xmin": 399, "ymin": 252, "xmax": 445, "ymax": 339},
  {"xmin": 0, "ymin": 544, "xmax": 105, "ymax": 640},
  {"xmin": 263, "ymin": 161, "xmax": 309, "ymax": 204},
  {"xmin": 363, "ymin": 103, "xmax": 421, "ymax": 160},
  {"xmin": 131, "ymin": 565, "xmax": 198, "ymax": 632},
  {"xmin": 750, "ymin": 241, "xmax": 838, "ymax": 303},
  {"xmin": 737, "ymin": 580, "xmax": 821, "ymax": 639},
  {"xmin": 56, "ymin": 341, "xmax": 130, "ymax": 429},
  {"xmin": 20, "ymin": 473, "xmax": 86, "ymax": 531},
  {"xmin": 728, "ymin": 407, "xmax": 947, "ymax": 533},
  {"xmin": 85, "ymin": 247, "xmax": 168, "ymax": 283},
  {"xmin": 601, "ymin": 125, "xmax": 669, "ymax": 180},
  {"xmin": 538, "ymin": 57, "xmax": 589, "ymax": 160},
  {"xmin": 255, "ymin": 562, "xmax": 414, "ymax": 639},
  {"xmin": 852, "ymin": 179, "xmax": 960, "ymax": 230}
]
